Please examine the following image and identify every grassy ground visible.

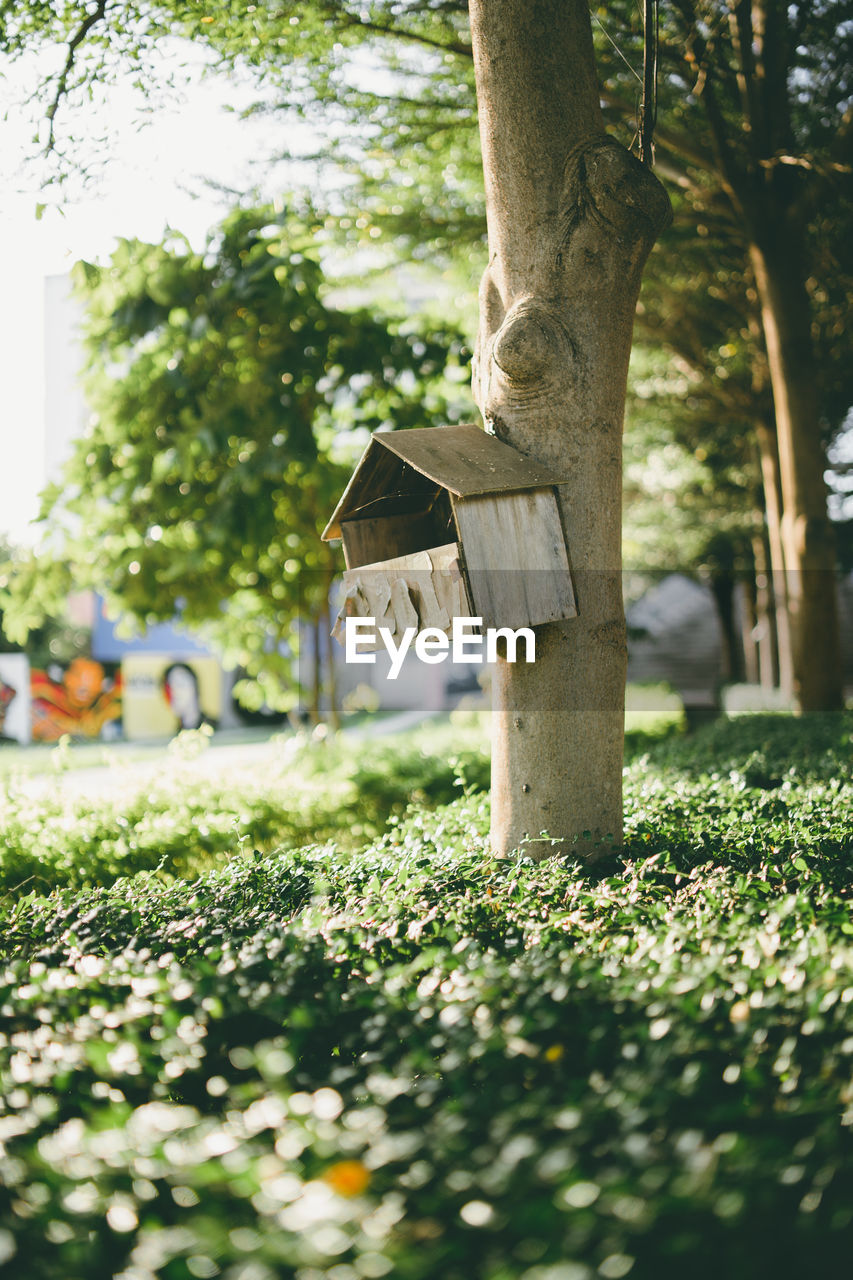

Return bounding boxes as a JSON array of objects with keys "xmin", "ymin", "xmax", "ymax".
[
  {"xmin": 0, "ymin": 684, "xmax": 681, "ymax": 781},
  {"xmin": 0, "ymin": 710, "xmax": 852, "ymax": 1278},
  {"xmin": 0, "ymin": 725, "xmax": 291, "ymax": 778}
]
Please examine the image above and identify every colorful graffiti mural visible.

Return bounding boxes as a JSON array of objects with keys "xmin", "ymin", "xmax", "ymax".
[
  {"xmin": 0, "ymin": 679, "xmax": 14, "ymax": 729},
  {"xmin": 1, "ymin": 650, "xmax": 260, "ymax": 743},
  {"xmin": 162, "ymin": 662, "xmax": 206, "ymax": 730},
  {"xmin": 30, "ymin": 658, "xmax": 122, "ymax": 742}
]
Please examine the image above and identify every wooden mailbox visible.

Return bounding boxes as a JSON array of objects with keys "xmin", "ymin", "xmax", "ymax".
[{"xmin": 322, "ymin": 423, "xmax": 576, "ymax": 644}]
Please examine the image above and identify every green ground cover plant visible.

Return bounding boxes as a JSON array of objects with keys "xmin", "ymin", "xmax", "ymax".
[
  {"xmin": 0, "ymin": 702, "xmax": 678, "ymax": 902},
  {"xmin": 1, "ymin": 711, "xmax": 852, "ymax": 1278},
  {"xmin": 0, "ymin": 719, "xmax": 492, "ymax": 900}
]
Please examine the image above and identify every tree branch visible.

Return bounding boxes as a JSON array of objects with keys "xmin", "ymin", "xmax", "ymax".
[
  {"xmin": 337, "ymin": 14, "xmax": 472, "ymax": 59},
  {"xmin": 727, "ymin": 0, "xmax": 763, "ymax": 159},
  {"xmin": 46, "ymin": 0, "xmax": 109, "ymax": 153},
  {"xmin": 670, "ymin": 0, "xmax": 746, "ymax": 211}
]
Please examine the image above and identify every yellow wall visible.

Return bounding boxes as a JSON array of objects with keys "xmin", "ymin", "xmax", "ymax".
[{"xmin": 121, "ymin": 655, "xmax": 222, "ymax": 739}]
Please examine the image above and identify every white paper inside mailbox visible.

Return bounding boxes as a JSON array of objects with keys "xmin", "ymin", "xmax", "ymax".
[{"xmin": 332, "ymin": 543, "xmax": 470, "ymax": 649}]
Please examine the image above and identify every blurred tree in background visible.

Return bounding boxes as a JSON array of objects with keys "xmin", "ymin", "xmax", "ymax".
[{"xmin": 2, "ymin": 205, "xmax": 470, "ymax": 717}]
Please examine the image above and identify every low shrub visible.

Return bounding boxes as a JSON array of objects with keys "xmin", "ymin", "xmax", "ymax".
[
  {"xmin": 0, "ymin": 717, "xmax": 490, "ymax": 901},
  {"xmin": 0, "ymin": 712, "xmax": 852, "ymax": 1276}
]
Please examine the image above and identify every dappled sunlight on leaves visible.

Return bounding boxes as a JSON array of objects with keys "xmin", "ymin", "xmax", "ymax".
[{"xmin": 0, "ymin": 712, "xmax": 852, "ymax": 1274}]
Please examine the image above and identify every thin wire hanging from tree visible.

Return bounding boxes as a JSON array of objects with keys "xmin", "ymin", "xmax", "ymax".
[{"xmin": 639, "ymin": 0, "xmax": 660, "ymax": 166}]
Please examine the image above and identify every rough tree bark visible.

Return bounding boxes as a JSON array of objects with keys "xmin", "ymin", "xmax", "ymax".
[{"xmin": 469, "ymin": 0, "xmax": 670, "ymax": 858}]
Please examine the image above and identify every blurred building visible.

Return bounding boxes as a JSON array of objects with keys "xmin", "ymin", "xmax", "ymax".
[
  {"xmin": 627, "ymin": 571, "xmax": 853, "ymax": 721},
  {"xmin": 44, "ymin": 275, "xmax": 88, "ymax": 488}
]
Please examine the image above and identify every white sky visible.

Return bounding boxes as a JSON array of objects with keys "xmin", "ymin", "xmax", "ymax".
[{"xmin": 0, "ymin": 48, "xmax": 294, "ymax": 546}]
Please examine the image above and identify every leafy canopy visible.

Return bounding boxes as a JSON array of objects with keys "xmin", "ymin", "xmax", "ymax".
[{"xmin": 6, "ymin": 0, "xmax": 852, "ymax": 597}]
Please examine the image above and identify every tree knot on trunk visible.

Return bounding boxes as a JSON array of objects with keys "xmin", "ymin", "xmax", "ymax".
[
  {"xmin": 491, "ymin": 298, "xmax": 576, "ymax": 386},
  {"xmin": 559, "ymin": 137, "xmax": 672, "ymax": 254},
  {"xmin": 475, "ymin": 294, "xmax": 580, "ymax": 429}
]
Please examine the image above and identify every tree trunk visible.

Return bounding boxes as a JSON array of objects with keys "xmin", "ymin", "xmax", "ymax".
[
  {"xmin": 469, "ymin": 0, "xmax": 670, "ymax": 858},
  {"xmin": 709, "ymin": 568, "xmax": 743, "ymax": 685},
  {"xmin": 749, "ymin": 235, "xmax": 842, "ymax": 711},
  {"xmin": 322, "ymin": 594, "xmax": 341, "ymax": 731},
  {"xmin": 755, "ymin": 416, "xmax": 794, "ymax": 697},
  {"xmin": 672, "ymin": 0, "xmax": 842, "ymax": 712},
  {"xmin": 310, "ymin": 614, "xmax": 322, "ymax": 725},
  {"xmin": 740, "ymin": 571, "xmax": 760, "ymax": 686},
  {"xmin": 750, "ymin": 531, "xmax": 777, "ymax": 690}
]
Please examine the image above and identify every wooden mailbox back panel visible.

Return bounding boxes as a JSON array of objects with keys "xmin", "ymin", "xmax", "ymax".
[{"xmin": 452, "ymin": 489, "xmax": 576, "ymax": 631}]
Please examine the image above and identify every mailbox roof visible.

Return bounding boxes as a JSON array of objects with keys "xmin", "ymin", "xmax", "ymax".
[{"xmin": 322, "ymin": 423, "xmax": 565, "ymax": 540}]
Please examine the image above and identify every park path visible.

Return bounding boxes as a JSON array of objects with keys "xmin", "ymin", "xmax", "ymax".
[{"xmin": 2, "ymin": 710, "xmax": 434, "ymax": 802}]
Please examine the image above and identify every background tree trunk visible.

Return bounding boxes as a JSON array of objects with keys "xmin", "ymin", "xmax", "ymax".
[
  {"xmin": 749, "ymin": 235, "xmax": 842, "ymax": 711},
  {"xmin": 670, "ymin": 0, "xmax": 844, "ymax": 712},
  {"xmin": 310, "ymin": 615, "xmax": 322, "ymax": 725},
  {"xmin": 469, "ymin": 0, "xmax": 670, "ymax": 858},
  {"xmin": 322, "ymin": 594, "xmax": 341, "ymax": 731},
  {"xmin": 750, "ymin": 530, "xmax": 777, "ymax": 690},
  {"xmin": 755, "ymin": 416, "xmax": 794, "ymax": 697},
  {"xmin": 740, "ymin": 570, "xmax": 760, "ymax": 686},
  {"xmin": 709, "ymin": 566, "xmax": 743, "ymax": 685}
]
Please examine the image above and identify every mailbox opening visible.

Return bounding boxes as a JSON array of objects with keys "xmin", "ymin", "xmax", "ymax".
[{"xmin": 338, "ymin": 470, "xmax": 454, "ymax": 570}]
